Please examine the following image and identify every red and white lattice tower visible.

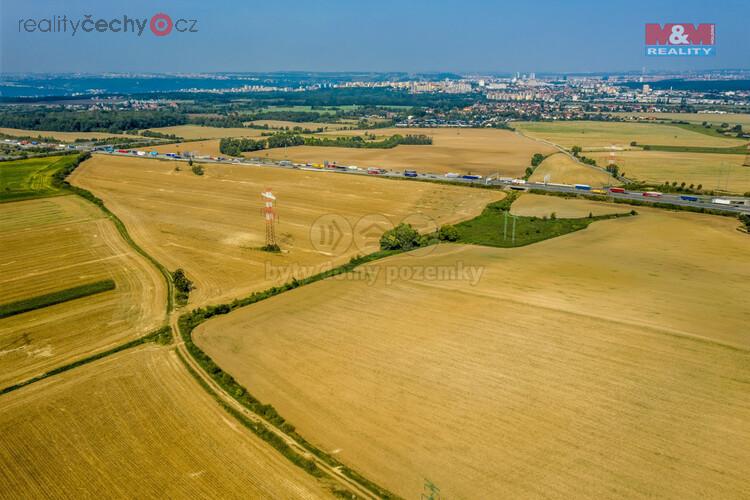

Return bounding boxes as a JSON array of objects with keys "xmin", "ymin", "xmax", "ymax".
[
  {"xmin": 261, "ymin": 188, "xmax": 277, "ymax": 247},
  {"xmin": 608, "ymin": 144, "xmax": 617, "ymax": 166}
]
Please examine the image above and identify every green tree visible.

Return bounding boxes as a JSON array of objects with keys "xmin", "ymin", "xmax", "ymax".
[
  {"xmin": 438, "ymin": 225, "xmax": 459, "ymax": 242},
  {"xmin": 571, "ymin": 145, "xmax": 582, "ymax": 157},
  {"xmin": 380, "ymin": 223, "xmax": 421, "ymax": 250}
]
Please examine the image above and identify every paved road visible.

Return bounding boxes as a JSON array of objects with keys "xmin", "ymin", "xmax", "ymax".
[{"xmin": 93, "ymin": 149, "xmax": 750, "ymax": 215}]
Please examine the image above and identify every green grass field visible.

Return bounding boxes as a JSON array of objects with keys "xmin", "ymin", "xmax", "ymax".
[
  {"xmin": 0, "ymin": 155, "xmax": 77, "ymax": 202},
  {"xmin": 515, "ymin": 120, "xmax": 747, "ymax": 150},
  {"xmin": 453, "ymin": 193, "xmax": 633, "ymax": 247}
]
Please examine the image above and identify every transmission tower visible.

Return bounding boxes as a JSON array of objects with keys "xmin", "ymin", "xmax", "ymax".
[
  {"xmin": 261, "ymin": 188, "xmax": 277, "ymax": 248},
  {"xmin": 608, "ymin": 144, "xmax": 617, "ymax": 167}
]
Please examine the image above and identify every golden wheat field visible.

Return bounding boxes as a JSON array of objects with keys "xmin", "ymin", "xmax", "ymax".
[
  {"xmin": 195, "ymin": 203, "xmax": 750, "ymax": 499},
  {"xmin": 143, "ymin": 125, "xmax": 268, "ymax": 140},
  {"xmin": 0, "ymin": 346, "xmax": 333, "ymax": 498},
  {"xmin": 510, "ymin": 193, "xmax": 631, "ymax": 218},
  {"xmin": 244, "ymin": 120, "xmax": 350, "ymax": 131},
  {"xmin": 0, "ymin": 196, "xmax": 165, "ymax": 388},
  {"xmin": 70, "ymin": 154, "xmax": 501, "ymax": 306},
  {"xmin": 266, "ymin": 128, "xmax": 556, "ymax": 177},
  {"xmin": 528, "ymin": 152, "xmax": 617, "ymax": 186},
  {"xmin": 585, "ymin": 150, "xmax": 750, "ymax": 193},
  {"xmin": 0, "ymin": 127, "xmax": 137, "ymax": 141},
  {"xmin": 515, "ymin": 120, "xmax": 747, "ymax": 150}
]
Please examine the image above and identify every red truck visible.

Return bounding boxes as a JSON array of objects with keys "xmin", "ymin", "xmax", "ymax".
[{"xmin": 609, "ymin": 187, "xmax": 626, "ymax": 194}]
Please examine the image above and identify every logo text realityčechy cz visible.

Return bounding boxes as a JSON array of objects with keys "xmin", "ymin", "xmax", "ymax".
[
  {"xmin": 17, "ymin": 14, "xmax": 198, "ymax": 37},
  {"xmin": 645, "ymin": 23, "xmax": 715, "ymax": 57}
]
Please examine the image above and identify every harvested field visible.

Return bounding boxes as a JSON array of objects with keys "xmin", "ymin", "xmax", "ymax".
[
  {"xmin": 528, "ymin": 152, "xmax": 616, "ymax": 186},
  {"xmin": 0, "ymin": 127, "xmax": 136, "ymax": 141},
  {"xmin": 0, "ymin": 346, "xmax": 332, "ymax": 498},
  {"xmin": 70, "ymin": 155, "xmax": 502, "ymax": 306},
  {"xmin": 586, "ymin": 149, "xmax": 750, "ymax": 193},
  {"xmin": 510, "ymin": 193, "xmax": 631, "ymax": 218},
  {"xmin": 0, "ymin": 196, "xmax": 165, "ymax": 388},
  {"xmin": 195, "ymin": 208, "xmax": 750, "ymax": 499},
  {"xmin": 515, "ymin": 120, "xmax": 747, "ymax": 150},
  {"xmin": 611, "ymin": 112, "xmax": 750, "ymax": 127},
  {"xmin": 265, "ymin": 128, "xmax": 556, "ymax": 177},
  {"xmin": 146, "ymin": 139, "xmax": 224, "ymax": 157},
  {"xmin": 143, "ymin": 125, "xmax": 267, "ymax": 140},
  {"xmin": 146, "ymin": 139, "xmax": 223, "ymax": 157}
]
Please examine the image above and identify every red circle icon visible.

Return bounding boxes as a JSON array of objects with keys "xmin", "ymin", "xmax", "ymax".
[{"xmin": 150, "ymin": 13, "xmax": 173, "ymax": 36}]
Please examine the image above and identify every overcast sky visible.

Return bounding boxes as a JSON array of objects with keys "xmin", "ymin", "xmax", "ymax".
[{"xmin": 1, "ymin": 0, "xmax": 748, "ymax": 74}]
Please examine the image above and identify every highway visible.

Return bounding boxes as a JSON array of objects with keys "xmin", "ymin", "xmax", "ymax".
[{"xmin": 92, "ymin": 148, "xmax": 750, "ymax": 215}]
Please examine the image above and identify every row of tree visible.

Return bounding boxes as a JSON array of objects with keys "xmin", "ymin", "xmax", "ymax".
[
  {"xmin": 303, "ymin": 134, "xmax": 432, "ymax": 149},
  {"xmin": 0, "ymin": 109, "xmax": 186, "ymax": 133},
  {"xmin": 219, "ymin": 133, "xmax": 306, "ymax": 156}
]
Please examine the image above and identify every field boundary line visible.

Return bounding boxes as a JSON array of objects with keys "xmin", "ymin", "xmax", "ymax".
[
  {"xmin": 173, "ymin": 348, "xmax": 380, "ymax": 499},
  {"xmin": 56, "ymin": 152, "xmax": 175, "ymax": 313},
  {"xmin": 513, "ymin": 128, "xmax": 625, "ymax": 183},
  {"xmin": 0, "ymin": 326, "xmax": 171, "ymax": 396},
  {"xmin": 177, "ymin": 251, "xmax": 406, "ymax": 499}
]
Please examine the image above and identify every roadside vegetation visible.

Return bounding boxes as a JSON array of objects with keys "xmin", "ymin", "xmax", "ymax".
[
  {"xmin": 304, "ymin": 133, "xmax": 432, "ymax": 149},
  {"xmin": 638, "ymin": 143, "xmax": 749, "ymax": 155},
  {"xmin": 178, "ymin": 251, "xmax": 402, "ymax": 499},
  {"xmin": 527, "ymin": 188, "xmax": 743, "ymax": 219},
  {"xmin": 740, "ymin": 214, "xmax": 750, "ymax": 233},
  {"xmin": 220, "ymin": 132, "xmax": 433, "ymax": 156},
  {"xmin": 0, "ymin": 279, "xmax": 115, "ymax": 319}
]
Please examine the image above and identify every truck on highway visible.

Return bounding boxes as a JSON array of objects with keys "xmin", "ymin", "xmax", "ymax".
[
  {"xmin": 574, "ymin": 184, "xmax": 591, "ymax": 191},
  {"xmin": 680, "ymin": 195, "xmax": 699, "ymax": 202},
  {"xmin": 592, "ymin": 189, "xmax": 607, "ymax": 194},
  {"xmin": 462, "ymin": 174, "xmax": 482, "ymax": 180},
  {"xmin": 643, "ymin": 191, "xmax": 662, "ymax": 197},
  {"xmin": 609, "ymin": 187, "xmax": 626, "ymax": 194},
  {"xmin": 444, "ymin": 172, "xmax": 460, "ymax": 178},
  {"xmin": 367, "ymin": 167, "xmax": 383, "ymax": 175},
  {"xmin": 712, "ymin": 198, "xmax": 731, "ymax": 205},
  {"xmin": 404, "ymin": 170, "xmax": 418, "ymax": 177}
]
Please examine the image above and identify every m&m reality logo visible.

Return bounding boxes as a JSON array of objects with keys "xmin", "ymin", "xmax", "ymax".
[{"xmin": 645, "ymin": 23, "xmax": 715, "ymax": 56}]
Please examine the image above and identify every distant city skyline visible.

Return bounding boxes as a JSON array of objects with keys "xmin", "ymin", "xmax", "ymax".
[{"xmin": 1, "ymin": 0, "xmax": 748, "ymax": 74}]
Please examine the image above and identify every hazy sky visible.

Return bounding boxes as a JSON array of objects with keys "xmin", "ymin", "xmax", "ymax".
[{"xmin": 1, "ymin": 0, "xmax": 748, "ymax": 74}]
